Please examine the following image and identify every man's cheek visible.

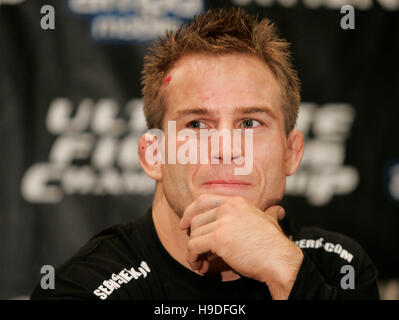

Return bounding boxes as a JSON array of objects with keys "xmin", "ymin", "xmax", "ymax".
[
  {"xmin": 257, "ymin": 142, "xmax": 285, "ymax": 165},
  {"xmin": 254, "ymin": 148, "xmax": 270, "ymax": 172},
  {"xmin": 255, "ymin": 149, "xmax": 285, "ymax": 184}
]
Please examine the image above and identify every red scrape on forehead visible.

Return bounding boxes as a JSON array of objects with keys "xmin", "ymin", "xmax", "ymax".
[{"xmin": 163, "ymin": 75, "xmax": 172, "ymax": 86}]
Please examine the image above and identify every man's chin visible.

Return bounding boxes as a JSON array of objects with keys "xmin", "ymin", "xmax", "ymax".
[{"xmin": 196, "ymin": 187, "xmax": 254, "ymax": 200}]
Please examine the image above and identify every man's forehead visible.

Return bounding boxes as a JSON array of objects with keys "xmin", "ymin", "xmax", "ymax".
[
  {"xmin": 176, "ymin": 54, "xmax": 269, "ymax": 80},
  {"xmin": 162, "ymin": 53, "xmax": 284, "ymax": 123}
]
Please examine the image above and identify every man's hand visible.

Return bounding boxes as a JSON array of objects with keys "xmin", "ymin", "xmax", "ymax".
[{"xmin": 179, "ymin": 194, "xmax": 304, "ymax": 299}]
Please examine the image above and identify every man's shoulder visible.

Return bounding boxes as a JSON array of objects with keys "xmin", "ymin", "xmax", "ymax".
[
  {"xmin": 282, "ymin": 217, "xmax": 379, "ymax": 299},
  {"xmin": 31, "ymin": 211, "xmax": 162, "ymax": 300},
  {"xmin": 286, "ymin": 218, "xmax": 364, "ymax": 265},
  {"xmin": 72, "ymin": 214, "xmax": 150, "ymax": 263},
  {"xmin": 62, "ymin": 212, "xmax": 152, "ymax": 270},
  {"xmin": 283, "ymin": 216, "xmax": 378, "ymax": 285}
]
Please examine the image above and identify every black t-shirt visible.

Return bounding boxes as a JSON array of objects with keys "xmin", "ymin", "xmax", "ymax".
[{"xmin": 30, "ymin": 207, "xmax": 379, "ymax": 300}]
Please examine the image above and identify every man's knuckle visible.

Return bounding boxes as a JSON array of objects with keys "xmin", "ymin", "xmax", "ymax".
[
  {"xmin": 219, "ymin": 215, "xmax": 232, "ymax": 227},
  {"xmin": 213, "ymin": 227, "xmax": 222, "ymax": 243},
  {"xmin": 214, "ymin": 226, "xmax": 228, "ymax": 244},
  {"xmin": 191, "ymin": 215, "xmax": 200, "ymax": 227},
  {"xmin": 220, "ymin": 201, "xmax": 233, "ymax": 211},
  {"xmin": 190, "ymin": 228, "xmax": 198, "ymax": 238},
  {"xmin": 215, "ymin": 207, "xmax": 226, "ymax": 219},
  {"xmin": 187, "ymin": 240, "xmax": 196, "ymax": 252}
]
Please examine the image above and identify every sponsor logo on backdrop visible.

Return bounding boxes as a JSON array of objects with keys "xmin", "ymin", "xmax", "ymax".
[
  {"xmin": 67, "ymin": 0, "xmax": 205, "ymax": 42},
  {"xmin": 232, "ymin": 0, "xmax": 399, "ymax": 10},
  {"xmin": 21, "ymin": 98, "xmax": 155, "ymax": 203},
  {"xmin": 285, "ymin": 103, "xmax": 359, "ymax": 206},
  {"xmin": 21, "ymin": 99, "xmax": 358, "ymax": 205}
]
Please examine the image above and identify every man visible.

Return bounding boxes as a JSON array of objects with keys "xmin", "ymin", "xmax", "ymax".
[{"xmin": 31, "ymin": 8, "xmax": 379, "ymax": 300}]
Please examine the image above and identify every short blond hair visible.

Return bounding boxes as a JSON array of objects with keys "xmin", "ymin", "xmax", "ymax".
[{"xmin": 141, "ymin": 7, "xmax": 300, "ymax": 135}]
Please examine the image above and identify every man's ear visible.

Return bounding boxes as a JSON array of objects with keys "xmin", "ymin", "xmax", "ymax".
[
  {"xmin": 138, "ymin": 131, "xmax": 164, "ymax": 182},
  {"xmin": 285, "ymin": 129, "xmax": 304, "ymax": 176}
]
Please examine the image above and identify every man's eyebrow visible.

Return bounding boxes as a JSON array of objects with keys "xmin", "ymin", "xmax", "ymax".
[
  {"xmin": 172, "ymin": 105, "xmax": 277, "ymax": 119},
  {"xmin": 234, "ymin": 106, "xmax": 277, "ymax": 119},
  {"xmin": 172, "ymin": 108, "xmax": 216, "ymax": 119}
]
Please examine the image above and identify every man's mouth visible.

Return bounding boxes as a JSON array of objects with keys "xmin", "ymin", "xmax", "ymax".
[{"xmin": 202, "ymin": 180, "xmax": 252, "ymax": 189}]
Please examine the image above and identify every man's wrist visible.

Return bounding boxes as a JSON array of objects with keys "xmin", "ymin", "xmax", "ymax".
[{"xmin": 263, "ymin": 243, "xmax": 304, "ymax": 299}]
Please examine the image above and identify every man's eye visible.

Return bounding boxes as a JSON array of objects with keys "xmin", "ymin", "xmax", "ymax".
[
  {"xmin": 241, "ymin": 119, "xmax": 261, "ymax": 128},
  {"xmin": 187, "ymin": 120, "xmax": 206, "ymax": 129}
]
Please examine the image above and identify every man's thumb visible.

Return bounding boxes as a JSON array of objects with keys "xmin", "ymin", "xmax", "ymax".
[{"xmin": 264, "ymin": 205, "xmax": 285, "ymax": 221}]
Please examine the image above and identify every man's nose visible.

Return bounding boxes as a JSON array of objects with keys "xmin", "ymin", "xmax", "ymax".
[
  {"xmin": 211, "ymin": 129, "xmax": 242, "ymax": 163},
  {"xmin": 213, "ymin": 153, "xmax": 241, "ymax": 161}
]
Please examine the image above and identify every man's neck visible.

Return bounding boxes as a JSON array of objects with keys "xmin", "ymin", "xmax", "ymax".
[{"xmin": 151, "ymin": 184, "xmax": 241, "ymax": 282}]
